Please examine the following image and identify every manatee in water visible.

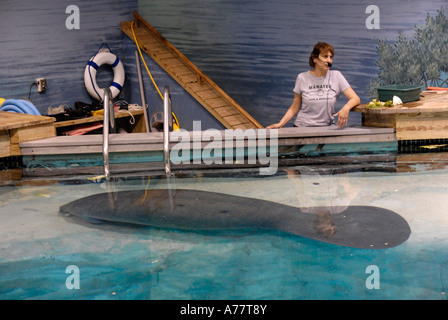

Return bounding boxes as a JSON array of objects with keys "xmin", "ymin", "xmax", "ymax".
[{"xmin": 60, "ymin": 188, "xmax": 411, "ymax": 249}]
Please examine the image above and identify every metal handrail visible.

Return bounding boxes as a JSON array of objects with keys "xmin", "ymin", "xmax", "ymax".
[
  {"xmin": 163, "ymin": 86, "xmax": 173, "ymax": 175},
  {"xmin": 135, "ymin": 50, "xmax": 150, "ymax": 133},
  {"xmin": 103, "ymin": 88, "xmax": 115, "ymax": 181}
]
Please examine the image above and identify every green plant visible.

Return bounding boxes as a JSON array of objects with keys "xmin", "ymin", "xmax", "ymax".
[{"xmin": 368, "ymin": 8, "xmax": 448, "ymax": 98}]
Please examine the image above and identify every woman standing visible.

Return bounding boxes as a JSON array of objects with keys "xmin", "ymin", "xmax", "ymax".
[{"xmin": 267, "ymin": 42, "xmax": 360, "ymax": 129}]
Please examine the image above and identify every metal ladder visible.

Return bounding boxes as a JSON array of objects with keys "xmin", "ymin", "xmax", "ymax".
[
  {"xmin": 102, "ymin": 88, "xmax": 115, "ymax": 181},
  {"xmin": 102, "ymin": 86, "xmax": 173, "ymax": 180},
  {"xmin": 163, "ymin": 86, "xmax": 173, "ymax": 176}
]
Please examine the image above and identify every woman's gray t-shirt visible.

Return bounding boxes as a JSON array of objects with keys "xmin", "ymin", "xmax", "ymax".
[{"xmin": 293, "ymin": 70, "xmax": 350, "ymax": 127}]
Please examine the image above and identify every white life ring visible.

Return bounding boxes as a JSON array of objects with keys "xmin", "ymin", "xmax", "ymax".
[{"xmin": 84, "ymin": 52, "xmax": 125, "ymax": 100}]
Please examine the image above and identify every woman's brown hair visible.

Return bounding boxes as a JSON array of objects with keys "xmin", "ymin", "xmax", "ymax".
[{"xmin": 309, "ymin": 42, "xmax": 335, "ymax": 68}]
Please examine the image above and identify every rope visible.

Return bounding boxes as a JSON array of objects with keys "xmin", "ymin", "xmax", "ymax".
[
  {"xmin": 131, "ymin": 21, "xmax": 164, "ymax": 100},
  {"xmin": 130, "ymin": 20, "xmax": 180, "ymax": 131}
]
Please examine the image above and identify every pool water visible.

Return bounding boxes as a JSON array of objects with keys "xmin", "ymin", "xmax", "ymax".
[{"xmin": 1, "ymin": 162, "xmax": 448, "ymax": 300}]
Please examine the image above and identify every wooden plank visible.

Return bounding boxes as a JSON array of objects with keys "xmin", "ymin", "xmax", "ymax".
[
  {"xmin": 195, "ymin": 89, "xmax": 220, "ymax": 100},
  {"xmin": 151, "ymin": 51, "xmax": 176, "ymax": 60},
  {"xmin": 21, "ymin": 132, "xmax": 396, "ymax": 156},
  {"xmin": 176, "ymin": 73, "xmax": 199, "ymax": 84},
  {"xmin": 186, "ymin": 82, "xmax": 210, "ymax": 92},
  {"xmin": 0, "ymin": 112, "xmax": 56, "ymax": 156},
  {"xmin": 121, "ymin": 11, "xmax": 263, "ymax": 130},
  {"xmin": 223, "ymin": 114, "xmax": 250, "ymax": 127},
  {"xmin": 9, "ymin": 144, "xmax": 21, "ymax": 156},
  {"xmin": 354, "ymin": 91, "xmax": 448, "ymax": 115},
  {"xmin": 53, "ymin": 110, "xmax": 143, "ymax": 128},
  {"xmin": 278, "ymin": 133, "xmax": 396, "ymax": 146},
  {"xmin": 0, "ymin": 131, "xmax": 11, "ymax": 158},
  {"xmin": 20, "ymin": 125, "xmax": 396, "ymax": 157},
  {"xmin": 141, "ymin": 42, "xmax": 167, "ymax": 54},
  {"xmin": 212, "ymin": 106, "xmax": 239, "ymax": 117},
  {"xmin": 206, "ymin": 98, "xmax": 230, "ymax": 109},
  {"xmin": 10, "ymin": 123, "xmax": 56, "ymax": 144},
  {"xmin": 160, "ymin": 57, "xmax": 185, "ymax": 68},
  {"xmin": 0, "ymin": 111, "xmax": 55, "ymax": 130},
  {"xmin": 280, "ymin": 126, "xmax": 394, "ymax": 137},
  {"xmin": 362, "ymin": 113, "xmax": 396, "ymax": 128},
  {"xmin": 396, "ymin": 112, "xmax": 448, "ymax": 140},
  {"xmin": 355, "ymin": 92, "xmax": 448, "ymax": 140},
  {"xmin": 168, "ymin": 65, "xmax": 193, "ymax": 77}
]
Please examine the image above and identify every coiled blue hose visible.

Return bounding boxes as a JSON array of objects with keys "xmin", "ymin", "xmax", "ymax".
[{"xmin": 0, "ymin": 99, "xmax": 41, "ymax": 115}]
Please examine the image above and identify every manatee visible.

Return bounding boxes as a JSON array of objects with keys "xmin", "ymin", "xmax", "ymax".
[{"xmin": 60, "ymin": 189, "xmax": 411, "ymax": 249}]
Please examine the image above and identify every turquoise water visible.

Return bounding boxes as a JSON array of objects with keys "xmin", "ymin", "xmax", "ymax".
[{"xmin": 1, "ymin": 164, "xmax": 448, "ymax": 300}]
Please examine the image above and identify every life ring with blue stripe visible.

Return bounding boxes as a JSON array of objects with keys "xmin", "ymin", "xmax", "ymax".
[{"xmin": 84, "ymin": 52, "xmax": 125, "ymax": 101}]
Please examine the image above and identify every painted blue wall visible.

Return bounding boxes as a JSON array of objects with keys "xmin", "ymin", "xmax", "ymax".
[
  {"xmin": 138, "ymin": 0, "xmax": 447, "ymax": 127},
  {"xmin": 0, "ymin": 0, "xmax": 136, "ymax": 110},
  {"xmin": 3, "ymin": 0, "xmax": 446, "ymax": 130},
  {"xmin": 0, "ymin": 0, "xmax": 223, "ymax": 130}
]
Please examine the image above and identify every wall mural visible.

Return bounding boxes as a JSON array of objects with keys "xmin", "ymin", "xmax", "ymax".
[
  {"xmin": 139, "ymin": 0, "xmax": 448, "ymax": 127},
  {"xmin": 0, "ymin": 0, "xmax": 137, "ymax": 115},
  {"xmin": 369, "ymin": 9, "xmax": 448, "ymax": 97},
  {"xmin": 1, "ymin": 0, "xmax": 447, "ymax": 128}
]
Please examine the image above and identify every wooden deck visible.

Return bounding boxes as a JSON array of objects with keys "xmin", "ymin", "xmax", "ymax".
[
  {"xmin": 19, "ymin": 126, "xmax": 396, "ymax": 157},
  {"xmin": 15, "ymin": 125, "xmax": 395, "ymax": 177},
  {"xmin": 354, "ymin": 91, "xmax": 448, "ymax": 140},
  {"xmin": 0, "ymin": 111, "xmax": 55, "ymax": 158},
  {"xmin": 15, "ymin": 125, "xmax": 396, "ymax": 177},
  {"xmin": 121, "ymin": 11, "xmax": 263, "ymax": 130}
]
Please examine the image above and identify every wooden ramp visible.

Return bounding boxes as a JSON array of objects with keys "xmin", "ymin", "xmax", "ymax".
[{"xmin": 121, "ymin": 11, "xmax": 263, "ymax": 130}]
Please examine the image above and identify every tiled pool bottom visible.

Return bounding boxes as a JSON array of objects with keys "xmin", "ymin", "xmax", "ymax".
[{"xmin": 1, "ymin": 167, "xmax": 448, "ymax": 300}]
